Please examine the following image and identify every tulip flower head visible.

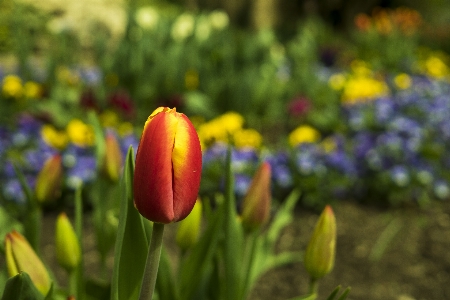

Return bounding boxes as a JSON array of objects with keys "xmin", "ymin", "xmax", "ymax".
[
  {"xmin": 304, "ymin": 205, "xmax": 337, "ymax": 280},
  {"xmin": 5, "ymin": 231, "xmax": 51, "ymax": 295},
  {"xmin": 241, "ymin": 161, "xmax": 272, "ymax": 230},
  {"xmin": 103, "ymin": 130, "xmax": 123, "ymax": 182},
  {"xmin": 134, "ymin": 107, "xmax": 202, "ymax": 224},
  {"xmin": 35, "ymin": 154, "xmax": 63, "ymax": 203},
  {"xmin": 55, "ymin": 213, "xmax": 81, "ymax": 272},
  {"xmin": 176, "ymin": 198, "xmax": 202, "ymax": 250}
]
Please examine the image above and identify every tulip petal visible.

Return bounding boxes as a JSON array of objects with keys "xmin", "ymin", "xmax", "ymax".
[
  {"xmin": 134, "ymin": 109, "xmax": 177, "ymax": 223},
  {"xmin": 172, "ymin": 114, "xmax": 203, "ymax": 221}
]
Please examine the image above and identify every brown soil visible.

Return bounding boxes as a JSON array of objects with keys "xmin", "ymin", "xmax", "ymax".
[{"xmin": 40, "ymin": 200, "xmax": 450, "ymax": 300}]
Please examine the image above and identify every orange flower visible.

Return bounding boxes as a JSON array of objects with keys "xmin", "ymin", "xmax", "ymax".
[
  {"xmin": 133, "ymin": 107, "xmax": 202, "ymax": 223},
  {"xmin": 241, "ymin": 162, "xmax": 272, "ymax": 230},
  {"xmin": 35, "ymin": 154, "xmax": 63, "ymax": 203}
]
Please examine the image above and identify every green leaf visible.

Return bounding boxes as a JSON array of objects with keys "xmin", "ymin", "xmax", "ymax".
[
  {"xmin": 110, "ymin": 146, "xmax": 149, "ymax": 300},
  {"xmin": 87, "ymin": 110, "xmax": 106, "ymax": 170},
  {"xmin": 223, "ymin": 146, "xmax": 244, "ymax": 300},
  {"xmin": 336, "ymin": 287, "xmax": 351, "ymax": 300},
  {"xmin": 13, "ymin": 163, "xmax": 41, "ymax": 253},
  {"xmin": 246, "ymin": 189, "xmax": 302, "ymax": 288},
  {"xmin": 74, "ymin": 185, "xmax": 85, "ymax": 300},
  {"xmin": 267, "ymin": 189, "xmax": 301, "ymax": 246},
  {"xmin": 179, "ymin": 202, "xmax": 224, "ymax": 300},
  {"xmin": 326, "ymin": 285, "xmax": 341, "ymax": 300},
  {"xmin": 155, "ymin": 248, "xmax": 178, "ymax": 300},
  {"xmin": 1, "ymin": 272, "xmax": 44, "ymax": 300}
]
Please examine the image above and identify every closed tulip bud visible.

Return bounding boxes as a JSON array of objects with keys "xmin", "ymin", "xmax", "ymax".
[
  {"xmin": 5, "ymin": 231, "xmax": 51, "ymax": 295},
  {"xmin": 176, "ymin": 198, "xmax": 202, "ymax": 250},
  {"xmin": 55, "ymin": 213, "xmax": 81, "ymax": 272},
  {"xmin": 133, "ymin": 107, "xmax": 202, "ymax": 224},
  {"xmin": 304, "ymin": 205, "xmax": 336, "ymax": 280},
  {"xmin": 103, "ymin": 130, "xmax": 123, "ymax": 182},
  {"xmin": 241, "ymin": 162, "xmax": 272, "ymax": 231},
  {"xmin": 35, "ymin": 154, "xmax": 63, "ymax": 203}
]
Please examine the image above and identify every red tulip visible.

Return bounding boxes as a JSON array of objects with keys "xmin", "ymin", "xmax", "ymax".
[{"xmin": 133, "ymin": 107, "xmax": 202, "ymax": 224}]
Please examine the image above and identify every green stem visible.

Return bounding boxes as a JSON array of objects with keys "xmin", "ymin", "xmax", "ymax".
[
  {"xmin": 30, "ymin": 205, "xmax": 42, "ymax": 255},
  {"xmin": 139, "ymin": 222, "xmax": 165, "ymax": 300},
  {"xmin": 241, "ymin": 231, "xmax": 258, "ymax": 299},
  {"xmin": 68, "ymin": 270, "xmax": 77, "ymax": 298},
  {"xmin": 74, "ymin": 185, "xmax": 84, "ymax": 300},
  {"xmin": 309, "ymin": 277, "xmax": 319, "ymax": 296}
]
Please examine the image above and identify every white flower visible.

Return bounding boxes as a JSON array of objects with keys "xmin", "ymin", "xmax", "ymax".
[
  {"xmin": 209, "ymin": 10, "xmax": 229, "ymax": 30},
  {"xmin": 171, "ymin": 13, "xmax": 195, "ymax": 42},
  {"xmin": 135, "ymin": 6, "xmax": 159, "ymax": 30}
]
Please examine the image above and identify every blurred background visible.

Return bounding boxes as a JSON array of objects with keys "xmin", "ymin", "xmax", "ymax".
[{"xmin": 2, "ymin": 1, "xmax": 450, "ymax": 299}]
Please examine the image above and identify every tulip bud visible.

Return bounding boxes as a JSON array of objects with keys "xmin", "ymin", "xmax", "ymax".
[
  {"xmin": 241, "ymin": 162, "xmax": 272, "ymax": 230},
  {"xmin": 176, "ymin": 198, "xmax": 202, "ymax": 250},
  {"xmin": 102, "ymin": 130, "xmax": 123, "ymax": 182},
  {"xmin": 133, "ymin": 107, "xmax": 202, "ymax": 224},
  {"xmin": 35, "ymin": 154, "xmax": 63, "ymax": 203},
  {"xmin": 5, "ymin": 231, "xmax": 51, "ymax": 295},
  {"xmin": 55, "ymin": 213, "xmax": 81, "ymax": 272},
  {"xmin": 304, "ymin": 205, "xmax": 336, "ymax": 280}
]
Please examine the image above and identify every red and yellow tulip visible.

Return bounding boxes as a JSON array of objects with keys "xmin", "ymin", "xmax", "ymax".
[
  {"xmin": 35, "ymin": 154, "xmax": 63, "ymax": 203},
  {"xmin": 133, "ymin": 107, "xmax": 202, "ymax": 224},
  {"xmin": 241, "ymin": 161, "xmax": 272, "ymax": 230}
]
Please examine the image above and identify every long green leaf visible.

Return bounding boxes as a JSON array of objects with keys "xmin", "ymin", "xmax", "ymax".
[
  {"xmin": 223, "ymin": 146, "xmax": 244, "ymax": 300},
  {"xmin": 13, "ymin": 163, "xmax": 41, "ymax": 252},
  {"xmin": 87, "ymin": 110, "xmax": 106, "ymax": 170},
  {"xmin": 179, "ymin": 203, "xmax": 224, "ymax": 300},
  {"xmin": 110, "ymin": 147, "xmax": 149, "ymax": 300},
  {"xmin": 155, "ymin": 248, "xmax": 178, "ymax": 300}
]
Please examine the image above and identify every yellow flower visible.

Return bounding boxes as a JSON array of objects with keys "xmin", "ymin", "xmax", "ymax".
[
  {"xmin": 321, "ymin": 137, "xmax": 337, "ymax": 153},
  {"xmin": 289, "ymin": 125, "xmax": 320, "ymax": 147},
  {"xmin": 24, "ymin": 81, "xmax": 42, "ymax": 99},
  {"xmin": 350, "ymin": 60, "xmax": 373, "ymax": 77},
  {"xmin": 2, "ymin": 75, "xmax": 23, "ymax": 98},
  {"xmin": 328, "ymin": 73, "xmax": 346, "ymax": 90},
  {"xmin": 118, "ymin": 122, "xmax": 134, "ymax": 136},
  {"xmin": 341, "ymin": 76, "xmax": 389, "ymax": 104},
  {"xmin": 424, "ymin": 56, "xmax": 449, "ymax": 79},
  {"xmin": 99, "ymin": 110, "xmax": 120, "ymax": 128},
  {"xmin": 394, "ymin": 73, "xmax": 412, "ymax": 89},
  {"xmin": 41, "ymin": 124, "xmax": 69, "ymax": 150},
  {"xmin": 57, "ymin": 66, "xmax": 79, "ymax": 86},
  {"xmin": 198, "ymin": 111, "xmax": 244, "ymax": 145},
  {"xmin": 66, "ymin": 119, "xmax": 95, "ymax": 147},
  {"xmin": 233, "ymin": 129, "xmax": 262, "ymax": 149}
]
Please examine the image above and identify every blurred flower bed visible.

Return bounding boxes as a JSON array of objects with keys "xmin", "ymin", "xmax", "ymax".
[{"xmin": 1, "ymin": 3, "xmax": 450, "ymax": 210}]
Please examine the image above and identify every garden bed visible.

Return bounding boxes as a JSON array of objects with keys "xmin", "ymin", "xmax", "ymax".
[{"xmin": 40, "ymin": 199, "xmax": 450, "ymax": 300}]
